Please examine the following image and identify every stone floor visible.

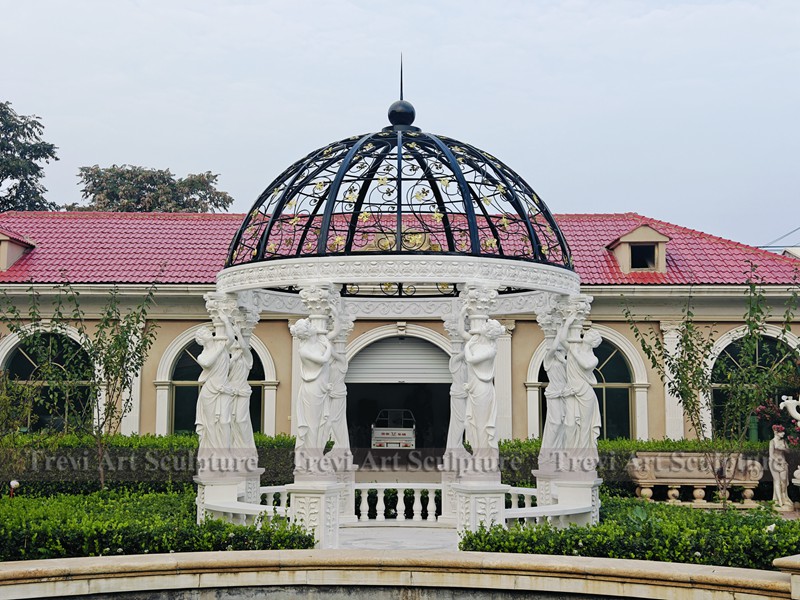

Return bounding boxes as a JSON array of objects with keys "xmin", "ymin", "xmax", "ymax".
[{"xmin": 338, "ymin": 526, "xmax": 460, "ymax": 550}]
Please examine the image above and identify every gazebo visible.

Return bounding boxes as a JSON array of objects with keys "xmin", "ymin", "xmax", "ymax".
[{"xmin": 192, "ymin": 98, "xmax": 603, "ymax": 547}]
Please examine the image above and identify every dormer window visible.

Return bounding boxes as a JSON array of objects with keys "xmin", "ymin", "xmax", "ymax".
[
  {"xmin": 0, "ymin": 228, "xmax": 34, "ymax": 271},
  {"xmin": 630, "ymin": 243, "xmax": 656, "ymax": 270},
  {"xmin": 607, "ymin": 224, "xmax": 669, "ymax": 274}
]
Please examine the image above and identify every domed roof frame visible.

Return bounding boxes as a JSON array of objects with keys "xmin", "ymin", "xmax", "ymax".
[{"xmin": 217, "ymin": 99, "xmax": 581, "ymax": 301}]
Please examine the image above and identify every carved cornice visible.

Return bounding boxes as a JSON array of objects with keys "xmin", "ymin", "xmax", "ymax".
[{"xmin": 217, "ymin": 255, "xmax": 580, "ymax": 296}]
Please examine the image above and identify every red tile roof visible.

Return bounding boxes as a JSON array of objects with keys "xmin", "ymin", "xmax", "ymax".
[{"xmin": 0, "ymin": 211, "xmax": 796, "ymax": 286}]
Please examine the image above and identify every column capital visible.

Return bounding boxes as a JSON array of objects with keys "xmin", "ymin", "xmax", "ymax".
[
  {"xmin": 498, "ymin": 319, "xmax": 516, "ymax": 334},
  {"xmin": 462, "ymin": 283, "xmax": 499, "ymax": 317}
]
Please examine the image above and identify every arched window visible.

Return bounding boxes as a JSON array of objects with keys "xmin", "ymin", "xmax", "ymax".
[
  {"xmin": 711, "ymin": 335, "xmax": 799, "ymax": 440},
  {"xmin": 538, "ymin": 339, "xmax": 634, "ymax": 440},
  {"xmin": 5, "ymin": 333, "xmax": 93, "ymax": 433},
  {"xmin": 170, "ymin": 341, "xmax": 265, "ymax": 435}
]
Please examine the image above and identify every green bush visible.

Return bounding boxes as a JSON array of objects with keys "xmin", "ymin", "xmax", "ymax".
[
  {"xmin": 460, "ymin": 496, "xmax": 799, "ymax": 570},
  {"xmin": 0, "ymin": 432, "xmax": 774, "ymax": 497},
  {"xmin": 0, "ymin": 488, "xmax": 313, "ymax": 561},
  {"xmin": 498, "ymin": 437, "xmax": 771, "ymax": 496},
  {"xmin": 0, "ymin": 433, "xmax": 296, "ymax": 496}
]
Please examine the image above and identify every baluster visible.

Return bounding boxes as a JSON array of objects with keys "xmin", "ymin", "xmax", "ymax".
[
  {"xmin": 413, "ymin": 488, "xmax": 423, "ymax": 521},
  {"xmin": 376, "ymin": 489, "xmax": 386, "ymax": 521},
  {"xmin": 358, "ymin": 489, "xmax": 367, "ymax": 520}
]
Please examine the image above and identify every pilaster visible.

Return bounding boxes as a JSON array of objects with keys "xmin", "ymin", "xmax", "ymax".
[{"xmin": 660, "ymin": 321, "xmax": 685, "ymax": 439}]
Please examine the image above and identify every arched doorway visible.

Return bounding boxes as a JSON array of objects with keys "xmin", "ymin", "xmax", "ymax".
[{"xmin": 345, "ymin": 336, "xmax": 451, "ymax": 454}]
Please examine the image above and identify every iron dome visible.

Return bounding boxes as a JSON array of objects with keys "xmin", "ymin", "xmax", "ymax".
[{"xmin": 226, "ymin": 100, "xmax": 573, "ymax": 296}]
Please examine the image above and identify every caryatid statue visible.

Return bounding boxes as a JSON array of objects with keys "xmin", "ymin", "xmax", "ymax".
[
  {"xmin": 536, "ymin": 297, "xmax": 570, "ymax": 469},
  {"xmin": 195, "ymin": 293, "xmax": 236, "ymax": 464},
  {"xmin": 227, "ymin": 301, "xmax": 259, "ymax": 451},
  {"xmin": 323, "ymin": 298, "xmax": 355, "ymax": 455},
  {"xmin": 290, "ymin": 284, "xmax": 342, "ymax": 477},
  {"xmin": 537, "ymin": 295, "xmax": 602, "ymax": 475},
  {"xmin": 562, "ymin": 298, "xmax": 602, "ymax": 452},
  {"xmin": 443, "ymin": 309, "xmax": 469, "ymax": 456},
  {"xmin": 457, "ymin": 285, "xmax": 505, "ymax": 471}
]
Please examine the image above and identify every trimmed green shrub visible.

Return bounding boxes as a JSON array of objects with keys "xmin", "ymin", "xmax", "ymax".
[
  {"xmin": 460, "ymin": 496, "xmax": 799, "ymax": 570},
  {"xmin": 0, "ymin": 488, "xmax": 313, "ymax": 561},
  {"xmin": 498, "ymin": 437, "xmax": 771, "ymax": 496},
  {"xmin": 0, "ymin": 433, "xmax": 296, "ymax": 496},
  {"xmin": 0, "ymin": 432, "xmax": 776, "ymax": 498}
]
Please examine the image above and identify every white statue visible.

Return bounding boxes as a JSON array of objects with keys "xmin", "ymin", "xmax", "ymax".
[
  {"xmin": 194, "ymin": 324, "xmax": 232, "ymax": 452},
  {"xmin": 290, "ymin": 317, "xmax": 333, "ymax": 452},
  {"xmin": 444, "ymin": 343, "xmax": 469, "ymax": 452},
  {"xmin": 225, "ymin": 312, "xmax": 256, "ymax": 450},
  {"xmin": 770, "ymin": 426, "xmax": 793, "ymax": 511},
  {"xmin": 779, "ymin": 395, "xmax": 800, "ymax": 481},
  {"xmin": 462, "ymin": 315, "xmax": 505, "ymax": 455},
  {"xmin": 322, "ymin": 303, "xmax": 351, "ymax": 451},
  {"xmin": 540, "ymin": 314, "xmax": 569, "ymax": 454},
  {"xmin": 563, "ymin": 318, "xmax": 602, "ymax": 451}
]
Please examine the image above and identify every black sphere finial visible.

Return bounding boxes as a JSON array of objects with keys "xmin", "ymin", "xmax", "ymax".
[{"xmin": 388, "ymin": 100, "xmax": 416, "ymax": 126}]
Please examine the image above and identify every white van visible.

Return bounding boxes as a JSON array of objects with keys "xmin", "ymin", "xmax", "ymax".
[{"xmin": 370, "ymin": 409, "xmax": 416, "ymax": 449}]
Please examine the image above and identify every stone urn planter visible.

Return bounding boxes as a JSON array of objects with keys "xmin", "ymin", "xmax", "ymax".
[{"xmin": 626, "ymin": 451, "xmax": 764, "ymax": 507}]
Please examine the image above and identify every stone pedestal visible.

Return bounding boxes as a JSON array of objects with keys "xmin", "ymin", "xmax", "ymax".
[
  {"xmin": 194, "ymin": 474, "xmax": 243, "ymax": 525},
  {"xmin": 239, "ymin": 467, "xmax": 265, "ymax": 504},
  {"xmin": 555, "ymin": 478, "xmax": 603, "ymax": 526},
  {"xmin": 530, "ymin": 469, "xmax": 558, "ymax": 506},
  {"xmin": 438, "ymin": 465, "xmax": 461, "ymax": 526},
  {"xmin": 286, "ymin": 482, "xmax": 344, "ymax": 549},
  {"xmin": 453, "ymin": 482, "xmax": 509, "ymax": 533},
  {"xmin": 331, "ymin": 450, "xmax": 358, "ymax": 524}
]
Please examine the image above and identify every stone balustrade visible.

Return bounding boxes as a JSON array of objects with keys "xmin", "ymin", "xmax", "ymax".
[
  {"xmin": 354, "ymin": 483, "xmax": 443, "ymax": 523},
  {"xmin": 627, "ymin": 451, "xmax": 764, "ymax": 507}
]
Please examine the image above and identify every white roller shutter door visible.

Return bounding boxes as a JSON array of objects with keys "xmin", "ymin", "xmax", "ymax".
[{"xmin": 345, "ymin": 337, "xmax": 450, "ymax": 384}]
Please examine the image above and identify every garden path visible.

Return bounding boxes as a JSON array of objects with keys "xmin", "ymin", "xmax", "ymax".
[{"xmin": 338, "ymin": 526, "xmax": 459, "ymax": 550}]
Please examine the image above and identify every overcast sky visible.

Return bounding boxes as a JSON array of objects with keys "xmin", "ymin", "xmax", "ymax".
[{"xmin": 2, "ymin": 0, "xmax": 798, "ymax": 248}]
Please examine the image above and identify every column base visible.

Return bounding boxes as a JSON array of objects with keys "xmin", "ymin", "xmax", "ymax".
[
  {"xmin": 286, "ymin": 482, "xmax": 345, "ymax": 549},
  {"xmin": 193, "ymin": 474, "xmax": 244, "ymax": 525},
  {"xmin": 452, "ymin": 481, "xmax": 509, "ymax": 533}
]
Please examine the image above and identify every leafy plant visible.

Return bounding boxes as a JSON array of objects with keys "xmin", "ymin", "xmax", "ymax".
[
  {"xmin": 0, "ymin": 101, "xmax": 58, "ymax": 211},
  {"xmin": 460, "ymin": 497, "xmax": 800, "ymax": 570},
  {"xmin": 624, "ymin": 266, "xmax": 799, "ymax": 506},
  {"xmin": 0, "ymin": 284, "xmax": 158, "ymax": 487},
  {"xmin": 0, "ymin": 488, "xmax": 313, "ymax": 561},
  {"xmin": 70, "ymin": 164, "xmax": 234, "ymax": 213}
]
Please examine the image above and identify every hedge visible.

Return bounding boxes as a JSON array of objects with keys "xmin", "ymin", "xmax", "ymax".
[
  {"xmin": 0, "ymin": 488, "xmax": 314, "ymax": 561},
  {"xmin": 0, "ymin": 433, "xmax": 775, "ymax": 497},
  {"xmin": 460, "ymin": 496, "xmax": 798, "ymax": 570},
  {"xmin": 0, "ymin": 433, "xmax": 296, "ymax": 495}
]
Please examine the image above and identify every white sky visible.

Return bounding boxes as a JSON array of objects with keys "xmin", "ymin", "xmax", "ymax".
[{"xmin": 2, "ymin": 0, "xmax": 798, "ymax": 248}]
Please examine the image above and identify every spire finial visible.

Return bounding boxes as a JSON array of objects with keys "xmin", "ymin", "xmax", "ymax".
[
  {"xmin": 400, "ymin": 53, "xmax": 404, "ymax": 100},
  {"xmin": 386, "ymin": 55, "xmax": 417, "ymax": 129}
]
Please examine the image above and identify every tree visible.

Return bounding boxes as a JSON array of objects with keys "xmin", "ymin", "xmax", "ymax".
[
  {"xmin": 0, "ymin": 284, "xmax": 157, "ymax": 487},
  {"xmin": 70, "ymin": 164, "xmax": 234, "ymax": 212},
  {"xmin": 0, "ymin": 101, "xmax": 58, "ymax": 211},
  {"xmin": 625, "ymin": 267, "xmax": 799, "ymax": 506}
]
